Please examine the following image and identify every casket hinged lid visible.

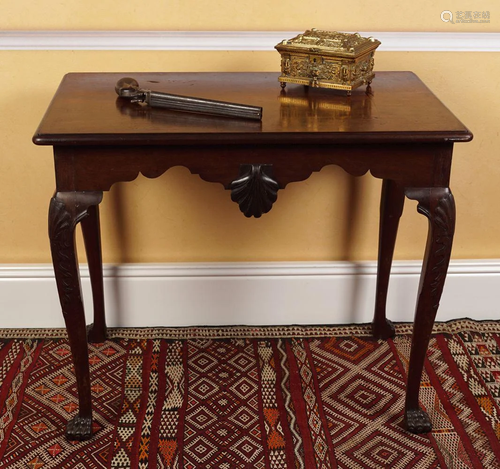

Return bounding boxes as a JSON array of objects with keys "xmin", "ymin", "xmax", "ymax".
[{"xmin": 275, "ymin": 29, "xmax": 381, "ymax": 94}]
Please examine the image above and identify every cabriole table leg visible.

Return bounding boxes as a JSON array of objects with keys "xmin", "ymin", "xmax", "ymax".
[
  {"xmin": 403, "ymin": 187, "xmax": 455, "ymax": 433},
  {"xmin": 49, "ymin": 191, "xmax": 103, "ymax": 440}
]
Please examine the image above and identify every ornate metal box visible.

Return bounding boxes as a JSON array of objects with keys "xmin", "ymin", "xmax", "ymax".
[{"xmin": 275, "ymin": 29, "xmax": 380, "ymax": 95}]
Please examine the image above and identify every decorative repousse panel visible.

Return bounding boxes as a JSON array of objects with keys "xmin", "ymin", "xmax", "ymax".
[
  {"xmin": 284, "ymin": 55, "xmax": 374, "ymax": 84},
  {"xmin": 277, "ymin": 29, "xmax": 379, "ymax": 56},
  {"xmin": 229, "ymin": 164, "xmax": 279, "ymax": 218}
]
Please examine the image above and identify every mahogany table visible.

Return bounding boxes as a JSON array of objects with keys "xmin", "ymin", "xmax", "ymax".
[{"xmin": 34, "ymin": 71, "xmax": 472, "ymax": 440}]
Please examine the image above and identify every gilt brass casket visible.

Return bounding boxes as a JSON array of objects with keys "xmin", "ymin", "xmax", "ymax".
[{"xmin": 275, "ymin": 29, "xmax": 381, "ymax": 95}]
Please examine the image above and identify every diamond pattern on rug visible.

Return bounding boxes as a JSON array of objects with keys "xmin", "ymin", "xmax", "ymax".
[
  {"xmin": 110, "ymin": 339, "xmax": 147, "ymax": 469},
  {"xmin": 1, "ymin": 321, "xmax": 500, "ymax": 467},
  {"xmin": 310, "ymin": 336, "xmax": 441, "ymax": 468},
  {"xmin": 154, "ymin": 340, "xmax": 184, "ymax": 468},
  {"xmin": 289, "ymin": 339, "xmax": 336, "ymax": 468},
  {"xmin": 0, "ymin": 339, "xmax": 126, "ymax": 468},
  {"xmin": 183, "ymin": 338, "xmax": 265, "ymax": 468},
  {"xmin": 457, "ymin": 332, "xmax": 500, "ymax": 422}
]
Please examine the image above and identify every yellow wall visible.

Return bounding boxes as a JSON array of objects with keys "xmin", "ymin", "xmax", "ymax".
[
  {"xmin": 1, "ymin": 1, "xmax": 498, "ymax": 32},
  {"xmin": 0, "ymin": 3, "xmax": 498, "ymax": 263}
]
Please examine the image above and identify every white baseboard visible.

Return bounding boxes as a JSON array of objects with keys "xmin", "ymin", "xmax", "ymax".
[
  {"xmin": 0, "ymin": 261, "xmax": 498, "ymax": 328},
  {"xmin": 1, "ymin": 31, "xmax": 499, "ymax": 52}
]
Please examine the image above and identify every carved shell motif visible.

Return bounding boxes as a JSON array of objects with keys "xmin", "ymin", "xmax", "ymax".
[{"xmin": 230, "ymin": 164, "xmax": 279, "ymax": 218}]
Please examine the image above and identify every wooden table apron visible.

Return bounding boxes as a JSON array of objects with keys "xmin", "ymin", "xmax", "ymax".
[{"xmin": 34, "ymin": 72, "xmax": 471, "ymax": 441}]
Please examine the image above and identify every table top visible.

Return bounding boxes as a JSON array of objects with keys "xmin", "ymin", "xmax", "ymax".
[{"xmin": 33, "ymin": 71, "xmax": 472, "ymax": 146}]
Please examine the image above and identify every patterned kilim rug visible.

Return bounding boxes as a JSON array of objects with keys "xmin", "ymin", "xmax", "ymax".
[{"xmin": 0, "ymin": 319, "xmax": 499, "ymax": 468}]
